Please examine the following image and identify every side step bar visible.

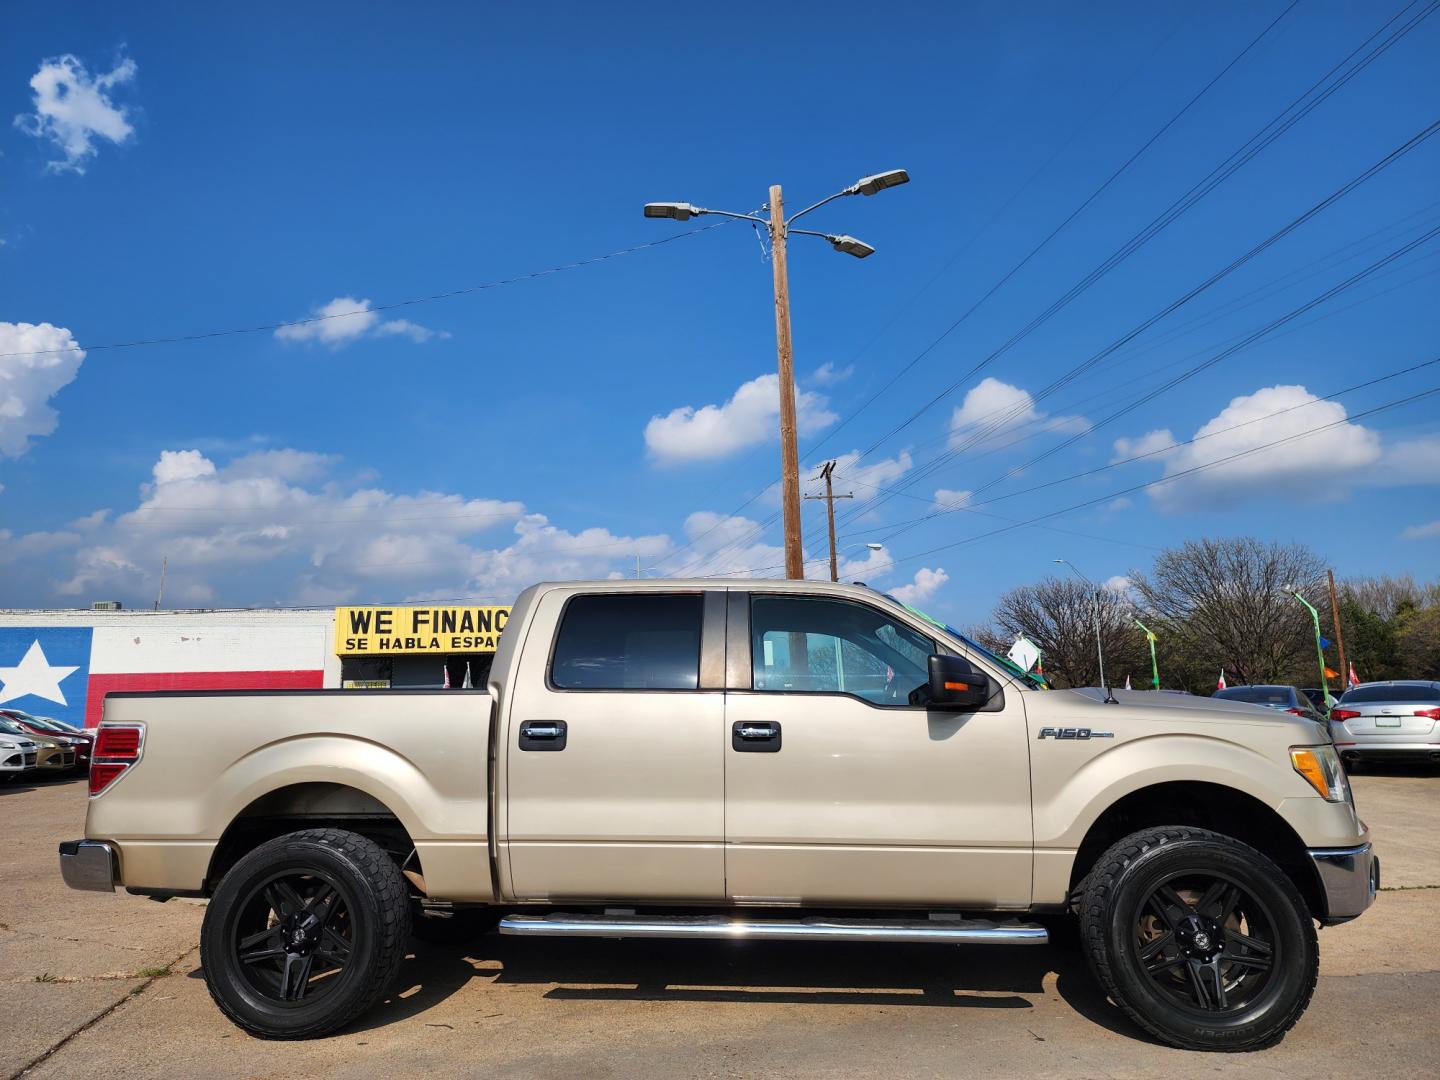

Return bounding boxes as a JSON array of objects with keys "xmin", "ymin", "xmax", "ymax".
[{"xmin": 498, "ymin": 913, "xmax": 1048, "ymax": 945}]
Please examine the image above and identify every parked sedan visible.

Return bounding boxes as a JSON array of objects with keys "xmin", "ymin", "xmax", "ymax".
[
  {"xmin": 0, "ymin": 708, "xmax": 93, "ymax": 766},
  {"xmin": 1213, "ymin": 684, "xmax": 1328, "ymax": 722},
  {"xmin": 0, "ymin": 716, "xmax": 76, "ymax": 773},
  {"xmin": 1330, "ymin": 680, "xmax": 1440, "ymax": 767},
  {"xmin": 1, "ymin": 731, "xmax": 40, "ymax": 780}
]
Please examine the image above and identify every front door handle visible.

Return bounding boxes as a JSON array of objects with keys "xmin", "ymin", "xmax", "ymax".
[
  {"xmin": 519, "ymin": 719, "xmax": 567, "ymax": 752},
  {"xmin": 732, "ymin": 720, "xmax": 781, "ymax": 753}
]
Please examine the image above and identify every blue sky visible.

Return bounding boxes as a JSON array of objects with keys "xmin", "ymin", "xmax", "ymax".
[{"xmin": 2, "ymin": 0, "xmax": 1437, "ymax": 623}]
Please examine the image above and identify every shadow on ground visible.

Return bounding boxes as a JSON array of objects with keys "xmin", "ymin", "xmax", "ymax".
[{"xmin": 293, "ymin": 928, "xmax": 1156, "ymax": 1044}]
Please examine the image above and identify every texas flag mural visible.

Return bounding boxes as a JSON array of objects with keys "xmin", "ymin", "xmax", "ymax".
[
  {"xmin": 0, "ymin": 624, "xmax": 326, "ymax": 728},
  {"xmin": 0, "ymin": 627, "xmax": 93, "ymax": 729}
]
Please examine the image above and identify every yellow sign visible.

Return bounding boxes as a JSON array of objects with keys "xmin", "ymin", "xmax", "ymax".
[{"xmin": 336, "ymin": 606, "xmax": 510, "ymax": 655}]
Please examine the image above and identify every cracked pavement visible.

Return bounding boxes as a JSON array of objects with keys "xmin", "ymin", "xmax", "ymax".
[{"xmin": 3, "ymin": 769, "xmax": 1437, "ymax": 1079}]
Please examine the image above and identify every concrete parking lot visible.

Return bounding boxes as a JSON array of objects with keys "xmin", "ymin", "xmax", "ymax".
[{"xmin": 4, "ymin": 769, "xmax": 1438, "ymax": 1079}]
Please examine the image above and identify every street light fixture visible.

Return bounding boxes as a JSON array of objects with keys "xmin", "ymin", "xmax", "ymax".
[
  {"xmin": 644, "ymin": 170, "xmax": 910, "ymax": 578},
  {"xmin": 1055, "ymin": 559, "xmax": 1118, "ymax": 704}
]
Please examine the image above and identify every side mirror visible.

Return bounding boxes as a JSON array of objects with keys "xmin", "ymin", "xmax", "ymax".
[{"xmin": 927, "ymin": 654, "xmax": 990, "ymax": 709}]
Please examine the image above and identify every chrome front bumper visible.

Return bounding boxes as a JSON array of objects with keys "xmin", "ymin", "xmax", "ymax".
[
  {"xmin": 1308, "ymin": 843, "xmax": 1378, "ymax": 924},
  {"xmin": 58, "ymin": 839, "xmax": 117, "ymax": 893}
]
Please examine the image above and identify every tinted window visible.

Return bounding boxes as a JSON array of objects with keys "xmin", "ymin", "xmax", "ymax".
[
  {"xmin": 551, "ymin": 594, "xmax": 702, "ymax": 690},
  {"xmin": 1215, "ymin": 686, "xmax": 1294, "ymax": 706},
  {"xmin": 750, "ymin": 595, "xmax": 934, "ymax": 706},
  {"xmin": 1340, "ymin": 684, "xmax": 1440, "ymax": 704}
]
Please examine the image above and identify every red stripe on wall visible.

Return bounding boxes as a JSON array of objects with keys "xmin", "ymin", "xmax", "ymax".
[{"xmin": 85, "ymin": 669, "xmax": 324, "ymax": 728}]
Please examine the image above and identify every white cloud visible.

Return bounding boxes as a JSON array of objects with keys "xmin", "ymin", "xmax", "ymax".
[
  {"xmin": 1372, "ymin": 435, "xmax": 1440, "ymax": 486},
  {"xmin": 1104, "ymin": 575, "xmax": 1133, "ymax": 594},
  {"xmin": 1401, "ymin": 520, "xmax": 1440, "ymax": 540},
  {"xmin": 274, "ymin": 297, "xmax": 442, "ymax": 348},
  {"xmin": 949, "ymin": 378, "xmax": 1088, "ymax": 449},
  {"xmin": 836, "ymin": 544, "xmax": 891, "ymax": 581},
  {"xmin": 645, "ymin": 373, "xmax": 838, "ymax": 464},
  {"xmin": 0, "ymin": 322, "xmax": 86, "ymax": 457},
  {"xmin": 933, "ymin": 488, "xmax": 972, "ymax": 511},
  {"xmin": 1145, "ymin": 385, "xmax": 1382, "ymax": 511},
  {"xmin": 890, "ymin": 567, "xmax": 949, "ymax": 605},
  {"xmin": 1106, "ymin": 497, "xmax": 1133, "ymax": 512},
  {"xmin": 34, "ymin": 448, "xmax": 668, "ymax": 605},
  {"xmin": 1112, "ymin": 429, "xmax": 1176, "ymax": 463},
  {"xmin": 665, "ymin": 511, "xmax": 788, "ymax": 578},
  {"xmin": 15, "ymin": 54, "xmax": 137, "ymax": 174}
]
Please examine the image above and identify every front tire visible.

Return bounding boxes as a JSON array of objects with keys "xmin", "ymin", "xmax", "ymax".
[
  {"xmin": 1078, "ymin": 826, "xmax": 1318, "ymax": 1052},
  {"xmin": 200, "ymin": 828, "xmax": 412, "ymax": 1039}
]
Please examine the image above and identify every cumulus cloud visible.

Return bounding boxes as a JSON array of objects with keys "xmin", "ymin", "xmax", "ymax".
[
  {"xmin": 665, "ymin": 511, "xmax": 788, "ymax": 578},
  {"xmin": 645, "ymin": 373, "xmax": 838, "ymax": 464},
  {"xmin": 35, "ymin": 448, "xmax": 668, "ymax": 605},
  {"xmin": 890, "ymin": 567, "xmax": 949, "ymax": 605},
  {"xmin": 949, "ymin": 378, "xmax": 1088, "ymax": 449},
  {"xmin": 274, "ymin": 297, "xmax": 443, "ymax": 348},
  {"xmin": 1373, "ymin": 434, "xmax": 1440, "ymax": 486},
  {"xmin": 1144, "ymin": 385, "xmax": 1382, "ymax": 511},
  {"xmin": 0, "ymin": 322, "xmax": 86, "ymax": 457},
  {"xmin": 15, "ymin": 54, "xmax": 137, "ymax": 174}
]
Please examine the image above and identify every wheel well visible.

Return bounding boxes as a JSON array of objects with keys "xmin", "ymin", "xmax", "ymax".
[
  {"xmin": 206, "ymin": 782, "xmax": 417, "ymax": 894},
  {"xmin": 1068, "ymin": 782, "xmax": 1322, "ymax": 919}
]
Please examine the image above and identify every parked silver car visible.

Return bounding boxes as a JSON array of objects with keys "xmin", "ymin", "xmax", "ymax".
[
  {"xmin": 2, "ymin": 731, "xmax": 40, "ymax": 780},
  {"xmin": 1330, "ymin": 680, "xmax": 1440, "ymax": 767}
]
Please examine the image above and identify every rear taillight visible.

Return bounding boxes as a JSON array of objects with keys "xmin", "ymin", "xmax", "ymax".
[
  {"xmin": 1331, "ymin": 708, "xmax": 1361, "ymax": 722},
  {"xmin": 1285, "ymin": 707, "xmax": 1308, "ymax": 717},
  {"xmin": 90, "ymin": 723, "xmax": 144, "ymax": 796},
  {"xmin": 1417, "ymin": 707, "xmax": 1440, "ymax": 720}
]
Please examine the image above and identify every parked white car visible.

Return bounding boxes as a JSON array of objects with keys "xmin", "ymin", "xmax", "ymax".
[{"xmin": 1, "ymin": 732, "xmax": 40, "ymax": 780}]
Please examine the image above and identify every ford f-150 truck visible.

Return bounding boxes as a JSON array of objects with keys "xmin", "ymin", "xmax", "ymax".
[{"xmin": 59, "ymin": 579, "xmax": 1377, "ymax": 1051}]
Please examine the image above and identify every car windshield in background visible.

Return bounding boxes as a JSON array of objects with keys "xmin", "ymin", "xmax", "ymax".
[
  {"xmin": 1217, "ymin": 687, "xmax": 1293, "ymax": 706},
  {"xmin": 1340, "ymin": 683, "xmax": 1440, "ymax": 703}
]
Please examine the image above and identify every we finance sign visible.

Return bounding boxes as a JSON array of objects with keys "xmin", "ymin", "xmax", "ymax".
[{"xmin": 336, "ymin": 606, "xmax": 510, "ymax": 655}]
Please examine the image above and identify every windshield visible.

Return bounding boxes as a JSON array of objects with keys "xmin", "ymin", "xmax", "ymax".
[
  {"xmin": 887, "ymin": 596, "xmax": 1050, "ymax": 689},
  {"xmin": 1340, "ymin": 683, "xmax": 1440, "ymax": 704},
  {"xmin": 1216, "ymin": 686, "xmax": 1294, "ymax": 706},
  {"xmin": 0, "ymin": 717, "xmax": 28, "ymax": 735}
]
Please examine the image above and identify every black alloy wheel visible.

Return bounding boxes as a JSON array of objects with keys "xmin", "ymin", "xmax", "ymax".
[
  {"xmin": 1133, "ymin": 871, "xmax": 1277, "ymax": 1015},
  {"xmin": 232, "ymin": 870, "xmax": 355, "ymax": 1005}
]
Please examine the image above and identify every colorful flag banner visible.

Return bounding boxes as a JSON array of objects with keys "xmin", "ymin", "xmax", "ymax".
[{"xmin": 1217, "ymin": 668, "xmax": 1227, "ymax": 691}]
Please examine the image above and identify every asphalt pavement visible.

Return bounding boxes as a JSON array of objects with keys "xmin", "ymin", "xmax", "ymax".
[{"xmin": 3, "ymin": 768, "xmax": 1437, "ymax": 1079}]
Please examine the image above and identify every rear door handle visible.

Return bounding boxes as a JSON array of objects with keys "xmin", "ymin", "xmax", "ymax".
[
  {"xmin": 519, "ymin": 719, "xmax": 567, "ymax": 752},
  {"xmin": 732, "ymin": 720, "xmax": 781, "ymax": 753}
]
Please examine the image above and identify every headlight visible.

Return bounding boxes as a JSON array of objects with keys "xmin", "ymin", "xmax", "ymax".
[
  {"xmin": 1291, "ymin": 745, "xmax": 1350, "ymax": 803},
  {"xmin": 0, "ymin": 741, "xmax": 16, "ymax": 749}
]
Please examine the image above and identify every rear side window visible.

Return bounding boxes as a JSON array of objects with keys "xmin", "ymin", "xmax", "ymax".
[
  {"xmin": 1340, "ymin": 684, "xmax": 1440, "ymax": 703},
  {"xmin": 551, "ymin": 594, "xmax": 703, "ymax": 690}
]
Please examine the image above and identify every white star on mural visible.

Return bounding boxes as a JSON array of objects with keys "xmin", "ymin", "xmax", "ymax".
[{"xmin": 0, "ymin": 640, "xmax": 80, "ymax": 707}]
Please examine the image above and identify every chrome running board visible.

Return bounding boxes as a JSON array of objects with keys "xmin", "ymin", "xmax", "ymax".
[{"xmin": 498, "ymin": 913, "xmax": 1048, "ymax": 945}]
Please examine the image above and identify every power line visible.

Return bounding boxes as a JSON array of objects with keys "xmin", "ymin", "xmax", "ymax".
[
  {"xmin": 0, "ymin": 222, "xmax": 730, "ymax": 360},
  {"xmin": 846, "ymin": 0, "xmax": 1437, "ymax": 467},
  {"xmin": 842, "ymin": 122, "xmax": 1440, "ymax": 527},
  {"xmin": 679, "ymin": 2, "xmax": 1434, "ymax": 573}
]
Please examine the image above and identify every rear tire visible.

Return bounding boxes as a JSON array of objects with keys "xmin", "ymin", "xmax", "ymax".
[
  {"xmin": 200, "ymin": 828, "xmax": 411, "ymax": 1039},
  {"xmin": 1078, "ymin": 826, "xmax": 1317, "ymax": 1052}
]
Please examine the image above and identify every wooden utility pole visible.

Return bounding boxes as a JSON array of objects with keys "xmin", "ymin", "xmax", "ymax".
[
  {"xmin": 1327, "ymin": 568, "xmax": 1348, "ymax": 689},
  {"xmin": 768, "ymin": 184, "xmax": 805, "ymax": 580},
  {"xmin": 804, "ymin": 461, "xmax": 853, "ymax": 582}
]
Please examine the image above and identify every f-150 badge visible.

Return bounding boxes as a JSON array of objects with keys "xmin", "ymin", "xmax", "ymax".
[{"xmin": 1038, "ymin": 727, "xmax": 1114, "ymax": 740}]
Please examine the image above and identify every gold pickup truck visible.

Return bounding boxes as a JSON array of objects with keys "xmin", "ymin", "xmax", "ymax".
[{"xmin": 59, "ymin": 579, "xmax": 1375, "ymax": 1051}]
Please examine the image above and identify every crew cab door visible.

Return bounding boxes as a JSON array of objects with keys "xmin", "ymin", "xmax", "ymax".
[
  {"xmin": 723, "ymin": 591, "xmax": 1033, "ymax": 909},
  {"xmin": 503, "ymin": 589, "xmax": 727, "ymax": 901}
]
